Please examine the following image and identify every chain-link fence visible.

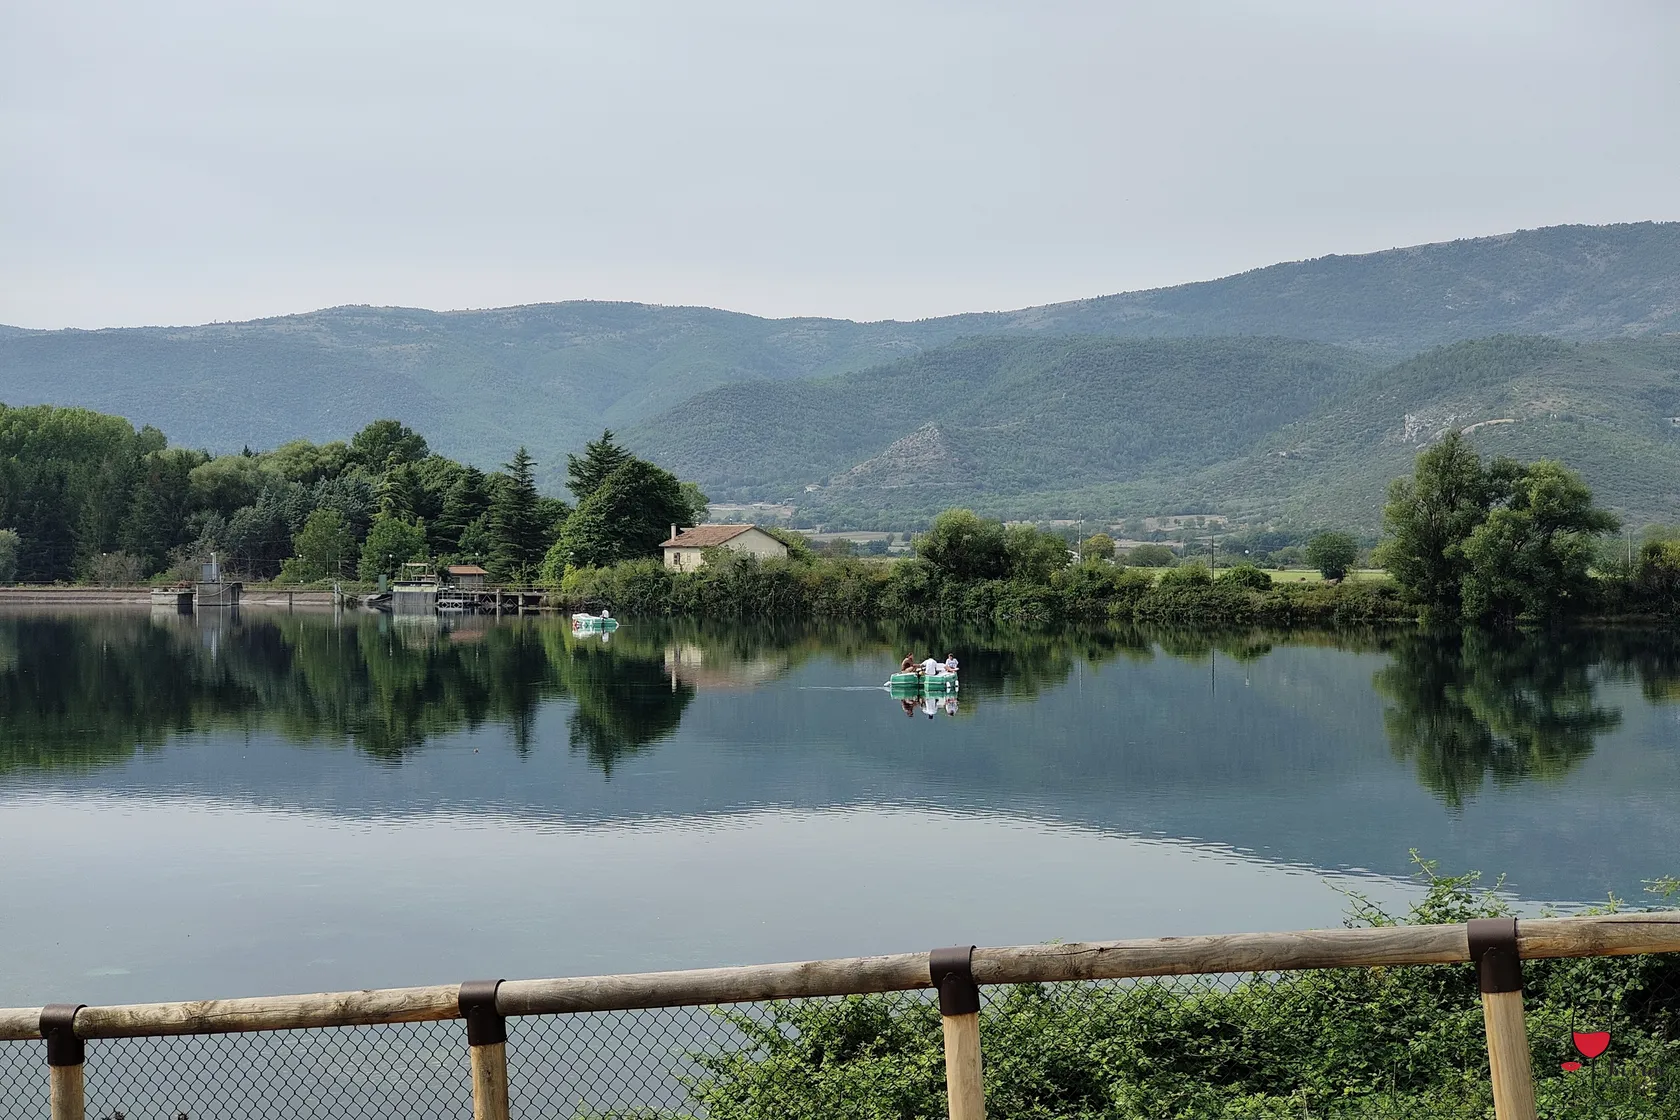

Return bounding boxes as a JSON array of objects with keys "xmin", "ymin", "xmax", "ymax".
[
  {"xmin": 2, "ymin": 947, "xmax": 1676, "ymax": 1119},
  {"xmin": 81, "ymin": 1021, "xmax": 470, "ymax": 1120},
  {"xmin": 0, "ymin": 1042, "xmax": 44, "ymax": 1120}
]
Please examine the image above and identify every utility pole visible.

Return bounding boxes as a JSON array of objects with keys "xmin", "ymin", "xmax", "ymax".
[{"xmin": 1209, "ymin": 534, "xmax": 1216, "ymax": 573}]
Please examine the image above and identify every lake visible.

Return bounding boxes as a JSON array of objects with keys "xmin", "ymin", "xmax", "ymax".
[{"xmin": 1, "ymin": 608, "xmax": 1676, "ymax": 1009}]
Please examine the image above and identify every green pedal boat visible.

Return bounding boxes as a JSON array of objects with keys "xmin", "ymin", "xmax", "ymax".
[{"xmin": 888, "ymin": 672, "xmax": 959, "ymax": 696}]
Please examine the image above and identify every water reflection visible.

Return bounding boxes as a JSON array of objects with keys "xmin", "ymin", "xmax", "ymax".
[
  {"xmin": 0, "ymin": 611, "xmax": 1152, "ymax": 776},
  {"xmin": 0, "ymin": 611, "xmax": 684, "ymax": 773},
  {"xmin": 1372, "ymin": 628, "xmax": 1680, "ymax": 806},
  {"xmin": 3, "ymin": 610, "xmax": 1679, "ymax": 805},
  {"xmin": 5, "ymin": 608, "xmax": 1680, "ymax": 1004}
]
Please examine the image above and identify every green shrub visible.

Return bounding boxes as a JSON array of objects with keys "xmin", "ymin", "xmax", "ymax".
[
  {"xmin": 1217, "ymin": 563, "xmax": 1273, "ymax": 591},
  {"xmin": 1055, "ymin": 561, "xmax": 1154, "ymax": 619},
  {"xmin": 1158, "ymin": 563, "xmax": 1213, "ymax": 587},
  {"xmin": 673, "ymin": 865, "xmax": 1680, "ymax": 1120},
  {"xmin": 1125, "ymin": 543, "xmax": 1178, "ymax": 567},
  {"xmin": 1137, "ymin": 579, "xmax": 1255, "ymax": 625}
]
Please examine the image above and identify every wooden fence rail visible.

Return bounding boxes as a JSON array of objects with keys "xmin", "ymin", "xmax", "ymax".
[
  {"xmin": 2, "ymin": 909, "xmax": 1678, "ymax": 1120},
  {"xmin": 5, "ymin": 910, "xmax": 1674, "ymax": 1040}
]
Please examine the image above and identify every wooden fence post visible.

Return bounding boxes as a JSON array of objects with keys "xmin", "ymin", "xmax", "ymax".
[
  {"xmin": 460, "ymin": 981, "xmax": 510, "ymax": 1120},
  {"xmin": 1469, "ymin": 919, "xmax": 1537, "ymax": 1120},
  {"xmin": 41, "ymin": 1005, "xmax": 85, "ymax": 1120},
  {"xmin": 931, "ymin": 947, "xmax": 985, "ymax": 1120}
]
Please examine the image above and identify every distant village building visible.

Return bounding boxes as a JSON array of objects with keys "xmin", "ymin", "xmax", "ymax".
[
  {"xmin": 444, "ymin": 564, "xmax": 489, "ymax": 589},
  {"xmin": 660, "ymin": 524, "xmax": 789, "ymax": 572}
]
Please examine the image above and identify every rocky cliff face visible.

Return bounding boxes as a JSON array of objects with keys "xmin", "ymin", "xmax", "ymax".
[{"xmin": 826, "ymin": 423, "xmax": 962, "ymax": 489}]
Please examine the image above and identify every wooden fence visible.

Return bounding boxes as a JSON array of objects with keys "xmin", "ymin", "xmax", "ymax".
[{"xmin": 3, "ymin": 910, "xmax": 1678, "ymax": 1120}]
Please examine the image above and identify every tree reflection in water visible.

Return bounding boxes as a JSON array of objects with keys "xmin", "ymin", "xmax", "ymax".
[
  {"xmin": 1371, "ymin": 628, "xmax": 1673, "ymax": 807},
  {"xmin": 0, "ymin": 611, "xmax": 695, "ymax": 775},
  {"xmin": 4, "ymin": 611, "xmax": 1680, "ymax": 800}
]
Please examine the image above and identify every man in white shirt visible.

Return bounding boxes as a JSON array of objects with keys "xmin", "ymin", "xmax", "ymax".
[{"xmin": 922, "ymin": 656, "xmax": 944, "ymax": 677}]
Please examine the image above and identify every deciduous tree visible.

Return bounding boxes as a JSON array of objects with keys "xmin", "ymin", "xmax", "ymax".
[
  {"xmin": 1080, "ymin": 533, "xmax": 1116, "ymax": 561},
  {"xmin": 283, "ymin": 508, "xmax": 355, "ymax": 582},
  {"xmin": 349, "ymin": 419, "xmax": 428, "ymax": 469},
  {"xmin": 358, "ymin": 516, "xmax": 427, "ymax": 582},
  {"xmin": 1460, "ymin": 460, "xmax": 1618, "ymax": 623},
  {"xmin": 1380, "ymin": 433, "xmax": 1614, "ymax": 622},
  {"xmin": 915, "ymin": 509, "xmax": 1010, "ymax": 581},
  {"xmin": 1376, "ymin": 432, "xmax": 1514, "ymax": 618},
  {"xmin": 1305, "ymin": 531, "xmax": 1360, "ymax": 581}
]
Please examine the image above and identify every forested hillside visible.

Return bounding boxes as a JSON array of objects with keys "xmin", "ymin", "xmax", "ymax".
[
  {"xmin": 1194, "ymin": 335, "xmax": 1680, "ymax": 527},
  {"xmin": 629, "ymin": 337, "xmax": 1377, "ymax": 496},
  {"xmin": 2, "ymin": 222, "xmax": 1678, "ymax": 490},
  {"xmin": 0, "ymin": 304, "xmax": 945, "ymax": 490},
  {"xmin": 637, "ymin": 334, "xmax": 1680, "ymax": 529},
  {"xmin": 1016, "ymin": 221, "xmax": 1680, "ymax": 353}
]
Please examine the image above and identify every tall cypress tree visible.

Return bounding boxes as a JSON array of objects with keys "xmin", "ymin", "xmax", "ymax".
[{"xmin": 489, "ymin": 448, "xmax": 543, "ymax": 580}]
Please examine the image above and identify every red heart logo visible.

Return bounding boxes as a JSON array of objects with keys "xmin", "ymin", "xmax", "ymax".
[
  {"xmin": 1561, "ymin": 1061, "xmax": 1583, "ymax": 1072},
  {"xmin": 1573, "ymin": 1031, "xmax": 1610, "ymax": 1059}
]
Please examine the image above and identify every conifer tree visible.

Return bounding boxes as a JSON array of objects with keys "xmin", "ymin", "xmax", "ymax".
[
  {"xmin": 433, "ymin": 466, "xmax": 491, "ymax": 557},
  {"xmin": 566, "ymin": 430, "xmax": 632, "ymax": 504},
  {"xmin": 489, "ymin": 448, "xmax": 544, "ymax": 579}
]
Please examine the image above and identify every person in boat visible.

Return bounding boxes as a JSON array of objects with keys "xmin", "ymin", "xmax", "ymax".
[
  {"xmin": 921, "ymin": 655, "xmax": 945, "ymax": 677},
  {"xmin": 901, "ymin": 654, "xmax": 920, "ymax": 675},
  {"xmin": 943, "ymin": 653, "xmax": 959, "ymax": 675}
]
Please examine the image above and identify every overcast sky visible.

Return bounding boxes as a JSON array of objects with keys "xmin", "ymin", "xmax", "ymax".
[{"xmin": 3, "ymin": 0, "xmax": 1676, "ymax": 329}]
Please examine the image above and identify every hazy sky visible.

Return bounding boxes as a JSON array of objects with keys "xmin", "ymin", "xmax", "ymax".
[{"xmin": 3, "ymin": 0, "xmax": 1677, "ymax": 329}]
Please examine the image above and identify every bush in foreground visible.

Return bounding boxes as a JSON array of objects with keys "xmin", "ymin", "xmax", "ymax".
[{"xmin": 675, "ymin": 866, "xmax": 1680, "ymax": 1120}]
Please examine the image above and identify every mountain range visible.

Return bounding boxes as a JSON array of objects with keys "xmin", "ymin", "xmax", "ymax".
[{"xmin": 3, "ymin": 221, "xmax": 1680, "ymax": 528}]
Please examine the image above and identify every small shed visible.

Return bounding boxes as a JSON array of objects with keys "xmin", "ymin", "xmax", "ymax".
[
  {"xmin": 445, "ymin": 564, "xmax": 490, "ymax": 589},
  {"xmin": 660, "ymin": 524, "xmax": 789, "ymax": 572}
]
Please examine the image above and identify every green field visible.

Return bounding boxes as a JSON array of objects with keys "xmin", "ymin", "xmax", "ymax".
[{"xmin": 1259, "ymin": 568, "xmax": 1392, "ymax": 584}]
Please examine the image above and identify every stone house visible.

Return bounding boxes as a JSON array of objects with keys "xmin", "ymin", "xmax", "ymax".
[{"xmin": 659, "ymin": 524, "xmax": 789, "ymax": 572}]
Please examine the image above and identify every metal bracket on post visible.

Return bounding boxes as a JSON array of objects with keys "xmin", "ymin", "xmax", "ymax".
[
  {"xmin": 930, "ymin": 946, "xmax": 979, "ymax": 1017},
  {"xmin": 460, "ymin": 981, "xmax": 510, "ymax": 1120},
  {"xmin": 42, "ymin": 1005, "xmax": 87, "ymax": 1120},
  {"xmin": 40, "ymin": 1005, "xmax": 85, "ymax": 1067},
  {"xmin": 458, "ymin": 980, "xmax": 506, "ymax": 1047},
  {"xmin": 1468, "ymin": 918, "xmax": 1523, "ymax": 993}
]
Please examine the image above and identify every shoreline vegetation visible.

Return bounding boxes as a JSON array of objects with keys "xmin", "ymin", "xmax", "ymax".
[
  {"xmin": 5, "ymin": 404, "xmax": 1679, "ymax": 628},
  {"xmin": 553, "ymin": 542, "xmax": 1415, "ymax": 627},
  {"xmin": 673, "ymin": 863, "xmax": 1680, "ymax": 1120}
]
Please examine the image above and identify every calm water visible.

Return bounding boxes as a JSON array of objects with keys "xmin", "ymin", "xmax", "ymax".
[{"xmin": 1, "ymin": 608, "xmax": 1676, "ymax": 1008}]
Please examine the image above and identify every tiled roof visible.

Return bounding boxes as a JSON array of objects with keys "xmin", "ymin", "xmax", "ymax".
[
  {"xmin": 445, "ymin": 564, "xmax": 489, "ymax": 575},
  {"xmin": 660, "ymin": 524, "xmax": 760, "ymax": 548}
]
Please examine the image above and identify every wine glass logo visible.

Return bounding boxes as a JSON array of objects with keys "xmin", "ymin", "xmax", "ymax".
[{"xmin": 1561, "ymin": 1024, "xmax": 1610, "ymax": 1072}]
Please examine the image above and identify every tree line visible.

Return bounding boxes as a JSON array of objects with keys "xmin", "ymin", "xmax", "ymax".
[
  {"xmin": 3, "ymin": 402, "xmax": 1669, "ymax": 626},
  {"xmin": 0, "ymin": 404, "xmax": 704, "ymax": 585}
]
